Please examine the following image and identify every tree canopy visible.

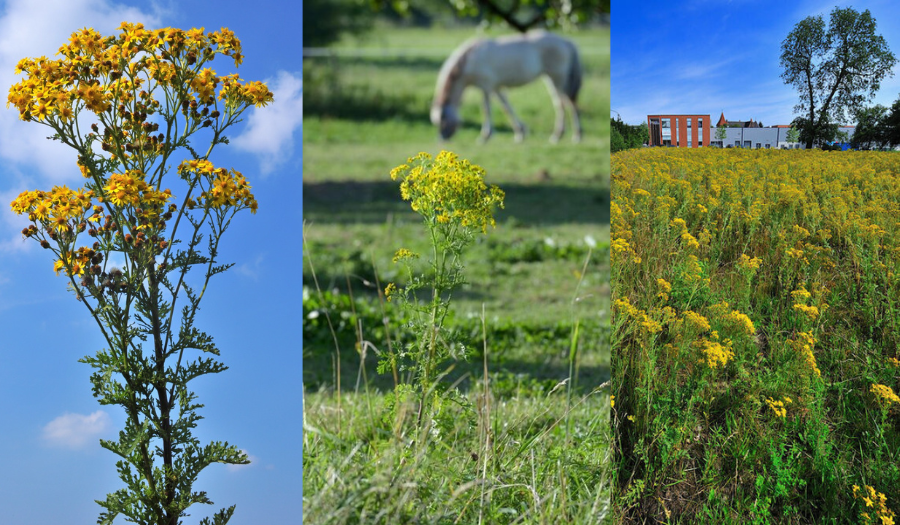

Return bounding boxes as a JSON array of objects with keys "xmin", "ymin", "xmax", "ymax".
[
  {"xmin": 374, "ymin": 0, "xmax": 608, "ymax": 32},
  {"xmin": 780, "ymin": 7, "xmax": 896, "ymax": 148},
  {"xmin": 611, "ymin": 118, "xmax": 647, "ymax": 153}
]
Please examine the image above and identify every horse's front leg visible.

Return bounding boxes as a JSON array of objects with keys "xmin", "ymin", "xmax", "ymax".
[
  {"xmin": 479, "ymin": 90, "xmax": 493, "ymax": 143},
  {"xmin": 496, "ymin": 90, "xmax": 526, "ymax": 143}
]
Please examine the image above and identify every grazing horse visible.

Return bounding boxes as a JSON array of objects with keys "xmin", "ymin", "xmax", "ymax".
[{"xmin": 430, "ymin": 30, "xmax": 583, "ymax": 143}]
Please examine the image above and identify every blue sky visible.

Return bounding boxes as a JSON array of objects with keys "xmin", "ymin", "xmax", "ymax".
[
  {"xmin": 0, "ymin": 0, "xmax": 301, "ymax": 523},
  {"xmin": 612, "ymin": 0, "xmax": 900, "ymax": 126}
]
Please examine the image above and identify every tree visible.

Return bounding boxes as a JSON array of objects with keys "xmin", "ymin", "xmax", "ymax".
[
  {"xmin": 787, "ymin": 126, "xmax": 800, "ymax": 144},
  {"xmin": 373, "ymin": 0, "xmax": 608, "ymax": 32},
  {"xmin": 884, "ymin": 96, "xmax": 900, "ymax": 149},
  {"xmin": 780, "ymin": 7, "xmax": 896, "ymax": 149},
  {"xmin": 851, "ymin": 105, "xmax": 889, "ymax": 149},
  {"xmin": 9, "ymin": 23, "xmax": 272, "ymax": 524},
  {"xmin": 304, "ymin": 0, "xmax": 376, "ymax": 48},
  {"xmin": 714, "ymin": 125, "xmax": 727, "ymax": 145},
  {"xmin": 611, "ymin": 125, "xmax": 626, "ymax": 153},
  {"xmin": 791, "ymin": 116, "xmax": 838, "ymax": 149},
  {"xmin": 610, "ymin": 118, "xmax": 647, "ymax": 152}
]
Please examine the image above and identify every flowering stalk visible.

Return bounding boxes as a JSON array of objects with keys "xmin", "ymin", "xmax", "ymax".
[
  {"xmin": 385, "ymin": 151, "xmax": 504, "ymax": 436},
  {"xmin": 8, "ymin": 22, "xmax": 272, "ymax": 525}
]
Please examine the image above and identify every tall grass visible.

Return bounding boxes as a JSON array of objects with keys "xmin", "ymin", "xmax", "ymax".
[
  {"xmin": 303, "ymin": 229, "xmax": 610, "ymax": 524},
  {"xmin": 612, "ymin": 148, "xmax": 900, "ymax": 524}
]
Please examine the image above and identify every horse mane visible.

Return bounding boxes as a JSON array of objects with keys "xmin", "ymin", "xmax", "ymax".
[{"xmin": 434, "ymin": 39, "xmax": 480, "ymax": 109}]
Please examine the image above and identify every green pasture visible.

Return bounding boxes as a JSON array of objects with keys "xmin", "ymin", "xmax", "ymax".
[{"xmin": 303, "ymin": 23, "xmax": 611, "ymax": 524}]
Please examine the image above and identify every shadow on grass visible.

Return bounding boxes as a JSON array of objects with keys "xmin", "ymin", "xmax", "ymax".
[
  {"xmin": 333, "ymin": 55, "xmax": 445, "ymax": 72},
  {"xmin": 304, "ymin": 180, "xmax": 610, "ymax": 226},
  {"xmin": 303, "ymin": 349, "xmax": 611, "ymax": 398},
  {"xmin": 304, "ymin": 58, "xmax": 433, "ymax": 123}
]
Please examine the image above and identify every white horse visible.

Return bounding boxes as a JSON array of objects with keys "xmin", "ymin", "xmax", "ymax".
[{"xmin": 431, "ymin": 30, "xmax": 583, "ymax": 143}]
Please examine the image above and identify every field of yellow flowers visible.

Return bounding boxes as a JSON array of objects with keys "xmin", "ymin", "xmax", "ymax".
[{"xmin": 612, "ymin": 148, "xmax": 900, "ymax": 524}]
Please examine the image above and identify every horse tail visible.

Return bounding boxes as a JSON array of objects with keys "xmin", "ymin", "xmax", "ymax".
[{"xmin": 565, "ymin": 40, "xmax": 582, "ymax": 103}]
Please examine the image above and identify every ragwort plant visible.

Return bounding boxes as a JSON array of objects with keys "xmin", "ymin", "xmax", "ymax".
[
  {"xmin": 384, "ymin": 151, "xmax": 504, "ymax": 440},
  {"xmin": 8, "ymin": 23, "xmax": 272, "ymax": 525},
  {"xmin": 612, "ymin": 148, "xmax": 900, "ymax": 523}
]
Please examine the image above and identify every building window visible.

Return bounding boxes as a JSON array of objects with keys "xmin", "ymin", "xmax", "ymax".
[
  {"xmin": 735, "ymin": 140, "xmax": 740, "ymax": 147},
  {"xmin": 675, "ymin": 118, "xmax": 680, "ymax": 145},
  {"xmin": 765, "ymin": 144, "xmax": 771, "ymax": 149},
  {"xmin": 698, "ymin": 119, "xmax": 703, "ymax": 143},
  {"xmin": 744, "ymin": 141, "xmax": 751, "ymax": 148},
  {"xmin": 756, "ymin": 143, "xmax": 761, "ymax": 149}
]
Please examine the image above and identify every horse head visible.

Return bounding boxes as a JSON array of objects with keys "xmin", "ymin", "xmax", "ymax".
[{"xmin": 431, "ymin": 103, "xmax": 461, "ymax": 140}]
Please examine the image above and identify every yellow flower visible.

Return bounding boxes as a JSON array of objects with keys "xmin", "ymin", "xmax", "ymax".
[
  {"xmin": 390, "ymin": 151, "xmax": 504, "ymax": 234},
  {"xmin": 392, "ymin": 248, "xmax": 419, "ymax": 263},
  {"xmin": 384, "ymin": 283, "xmax": 397, "ymax": 302},
  {"xmin": 765, "ymin": 397, "xmax": 787, "ymax": 418},
  {"xmin": 871, "ymin": 384, "xmax": 900, "ymax": 407}
]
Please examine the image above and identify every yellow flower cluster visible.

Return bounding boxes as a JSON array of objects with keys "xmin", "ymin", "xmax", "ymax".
[
  {"xmin": 764, "ymin": 396, "xmax": 792, "ymax": 418},
  {"xmin": 737, "ymin": 253, "xmax": 762, "ymax": 272},
  {"xmin": 611, "ymin": 237, "xmax": 641, "ymax": 264},
  {"xmin": 680, "ymin": 310, "xmax": 711, "ymax": 333},
  {"xmin": 179, "ymin": 160, "xmax": 257, "ymax": 214},
  {"xmin": 104, "ymin": 170, "xmax": 172, "ymax": 209},
  {"xmin": 788, "ymin": 332, "xmax": 821, "ymax": 378},
  {"xmin": 725, "ymin": 309, "xmax": 755, "ymax": 336},
  {"xmin": 8, "ymin": 23, "xmax": 267, "ymax": 279},
  {"xmin": 793, "ymin": 304, "xmax": 820, "ymax": 321},
  {"xmin": 614, "ymin": 297, "xmax": 662, "ymax": 335},
  {"xmin": 853, "ymin": 485, "xmax": 896, "ymax": 525},
  {"xmin": 10, "ymin": 186, "xmax": 94, "ymax": 233},
  {"xmin": 656, "ymin": 278, "xmax": 671, "ymax": 301},
  {"xmin": 871, "ymin": 384, "xmax": 900, "ymax": 408},
  {"xmin": 7, "ymin": 22, "xmax": 271, "ymax": 126},
  {"xmin": 390, "ymin": 151, "xmax": 504, "ymax": 233},
  {"xmin": 695, "ymin": 333, "xmax": 734, "ymax": 370},
  {"xmin": 392, "ymin": 248, "xmax": 419, "ymax": 263},
  {"xmin": 384, "ymin": 282, "xmax": 397, "ymax": 302},
  {"xmin": 680, "ymin": 254, "xmax": 704, "ymax": 284}
]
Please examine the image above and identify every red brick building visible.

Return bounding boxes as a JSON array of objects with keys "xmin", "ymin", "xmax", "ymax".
[{"xmin": 647, "ymin": 114, "xmax": 711, "ymax": 147}]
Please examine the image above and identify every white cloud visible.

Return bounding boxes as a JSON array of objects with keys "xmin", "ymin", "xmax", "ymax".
[
  {"xmin": 232, "ymin": 71, "xmax": 302, "ymax": 175},
  {"xmin": 226, "ymin": 449, "xmax": 258, "ymax": 471},
  {"xmin": 235, "ymin": 254, "xmax": 265, "ymax": 281},
  {"xmin": 42, "ymin": 410, "xmax": 112, "ymax": 449}
]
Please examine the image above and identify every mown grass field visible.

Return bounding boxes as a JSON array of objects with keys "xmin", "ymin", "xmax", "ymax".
[
  {"xmin": 612, "ymin": 148, "xmax": 900, "ymax": 524},
  {"xmin": 303, "ymin": 23, "xmax": 611, "ymax": 524}
]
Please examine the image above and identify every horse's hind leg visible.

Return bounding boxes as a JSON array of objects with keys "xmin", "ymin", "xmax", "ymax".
[
  {"xmin": 495, "ymin": 90, "xmax": 526, "ymax": 143},
  {"xmin": 545, "ymin": 77, "xmax": 567, "ymax": 143},
  {"xmin": 479, "ymin": 89, "xmax": 493, "ymax": 143},
  {"xmin": 566, "ymin": 97, "xmax": 582, "ymax": 143}
]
